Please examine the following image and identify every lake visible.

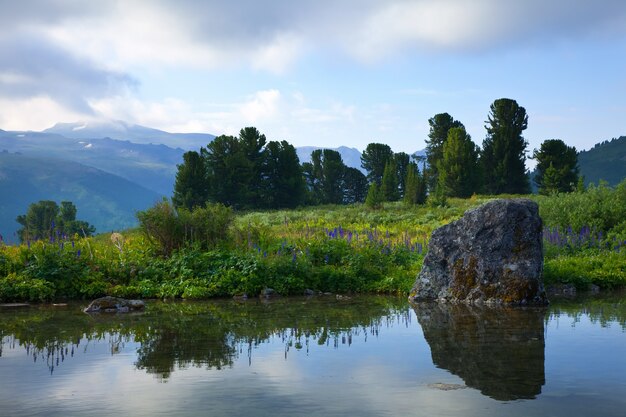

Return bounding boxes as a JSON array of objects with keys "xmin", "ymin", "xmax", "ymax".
[{"xmin": 1, "ymin": 294, "xmax": 625, "ymax": 417}]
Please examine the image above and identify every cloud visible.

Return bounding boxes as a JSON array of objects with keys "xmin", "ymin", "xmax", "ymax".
[
  {"xmin": 239, "ymin": 89, "xmax": 282, "ymax": 123},
  {"xmin": 0, "ymin": 33, "xmax": 137, "ymax": 114},
  {"xmin": 6, "ymin": 0, "xmax": 626, "ymax": 75}
]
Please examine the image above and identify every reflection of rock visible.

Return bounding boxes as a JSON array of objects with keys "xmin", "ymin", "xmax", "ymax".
[
  {"xmin": 83, "ymin": 296, "xmax": 145, "ymax": 313},
  {"xmin": 413, "ymin": 302, "xmax": 546, "ymax": 401},
  {"xmin": 410, "ymin": 199, "xmax": 547, "ymax": 305}
]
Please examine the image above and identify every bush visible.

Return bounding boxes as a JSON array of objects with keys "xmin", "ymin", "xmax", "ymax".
[{"xmin": 137, "ymin": 199, "xmax": 234, "ymax": 256}]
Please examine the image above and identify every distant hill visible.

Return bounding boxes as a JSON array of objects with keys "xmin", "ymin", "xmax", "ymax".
[
  {"xmin": 44, "ymin": 120, "xmax": 215, "ymax": 151},
  {"xmin": 0, "ymin": 130, "xmax": 184, "ymax": 196},
  {"xmin": 296, "ymin": 147, "xmax": 426, "ymax": 173},
  {"xmin": 578, "ymin": 136, "xmax": 626, "ymax": 186},
  {"xmin": 0, "ymin": 152, "xmax": 161, "ymax": 243}
]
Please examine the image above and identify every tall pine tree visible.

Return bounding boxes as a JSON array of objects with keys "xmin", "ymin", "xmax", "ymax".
[
  {"xmin": 481, "ymin": 98, "xmax": 530, "ymax": 194},
  {"xmin": 172, "ymin": 150, "xmax": 208, "ymax": 210}
]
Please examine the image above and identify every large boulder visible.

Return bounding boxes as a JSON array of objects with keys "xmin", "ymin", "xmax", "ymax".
[
  {"xmin": 409, "ymin": 199, "xmax": 547, "ymax": 305},
  {"xmin": 83, "ymin": 296, "xmax": 145, "ymax": 313}
]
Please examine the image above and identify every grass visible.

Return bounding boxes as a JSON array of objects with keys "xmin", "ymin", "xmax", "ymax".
[{"xmin": 1, "ymin": 188, "xmax": 625, "ymax": 302}]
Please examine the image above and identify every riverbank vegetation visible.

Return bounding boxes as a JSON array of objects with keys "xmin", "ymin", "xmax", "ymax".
[
  {"xmin": 1, "ymin": 98, "xmax": 624, "ymax": 302},
  {"xmin": 1, "ymin": 181, "xmax": 625, "ymax": 302}
]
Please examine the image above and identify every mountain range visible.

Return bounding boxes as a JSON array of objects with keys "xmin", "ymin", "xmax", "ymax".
[
  {"xmin": 0, "ymin": 121, "xmax": 373, "ymax": 242},
  {"xmin": 1, "ymin": 120, "xmax": 622, "ymax": 242}
]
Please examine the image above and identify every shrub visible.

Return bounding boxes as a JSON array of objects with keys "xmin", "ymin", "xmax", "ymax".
[{"xmin": 137, "ymin": 199, "xmax": 234, "ymax": 256}]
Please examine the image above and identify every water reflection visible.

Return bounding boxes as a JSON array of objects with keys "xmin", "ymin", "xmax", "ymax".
[
  {"xmin": 0, "ymin": 296, "xmax": 409, "ymax": 379},
  {"xmin": 412, "ymin": 302, "xmax": 547, "ymax": 401}
]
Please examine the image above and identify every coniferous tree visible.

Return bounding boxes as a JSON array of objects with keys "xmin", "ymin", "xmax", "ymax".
[
  {"xmin": 361, "ymin": 143, "xmax": 393, "ymax": 185},
  {"xmin": 342, "ymin": 167, "xmax": 368, "ymax": 204},
  {"xmin": 394, "ymin": 152, "xmax": 410, "ymax": 198},
  {"xmin": 172, "ymin": 150, "xmax": 208, "ymax": 210},
  {"xmin": 365, "ymin": 182, "xmax": 383, "ymax": 209},
  {"xmin": 481, "ymin": 98, "xmax": 530, "ymax": 194},
  {"xmin": 533, "ymin": 139, "xmax": 579, "ymax": 194},
  {"xmin": 380, "ymin": 159, "xmax": 399, "ymax": 201},
  {"xmin": 425, "ymin": 113, "xmax": 465, "ymax": 190},
  {"xmin": 304, "ymin": 149, "xmax": 346, "ymax": 205},
  {"xmin": 437, "ymin": 127, "xmax": 481, "ymax": 198},
  {"xmin": 260, "ymin": 140, "xmax": 305, "ymax": 208},
  {"xmin": 403, "ymin": 162, "xmax": 427, "ymax": 205}
]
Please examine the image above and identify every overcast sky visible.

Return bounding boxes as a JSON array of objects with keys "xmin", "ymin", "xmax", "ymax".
[{"xmin": 1, "ymin": 0, "xmax": 625, "ymax": 156}]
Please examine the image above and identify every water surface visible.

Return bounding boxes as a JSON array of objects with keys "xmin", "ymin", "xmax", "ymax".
[{"xmin": 1, "ymin": 294, "xmax": 625, "ymax": 416}]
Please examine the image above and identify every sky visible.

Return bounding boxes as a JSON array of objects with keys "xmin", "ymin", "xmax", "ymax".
[{"xmin": 1, "ymin": 0, "xmax": 625, "ymax": 158}]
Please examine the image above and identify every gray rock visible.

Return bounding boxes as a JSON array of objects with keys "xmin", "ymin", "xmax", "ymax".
[
  {"xmin": 409, "ymin": 199, "xmax": 547, "ymax": 305},
  {"xmin": 260, "ymin": 288, "xmax": 278, "ymax": 298},
  {"xmin": 304, "ymin": 289, "xmax": 316, "ymax": 296},
  {"xmin": 83, "ymin": 296, "xmax": 145, "ymax": 313},
  {"xmin": 546, "ymin": 284, "xmax": 577, "ymax": 297}
]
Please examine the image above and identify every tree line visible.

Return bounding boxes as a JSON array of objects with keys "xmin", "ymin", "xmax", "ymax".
[{"xmin": 172, "ymin": 97, "xmax": 580, "ymax": 211}]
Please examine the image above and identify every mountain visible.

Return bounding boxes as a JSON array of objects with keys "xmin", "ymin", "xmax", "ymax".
[
  {"xmin": 44, "ymin": 120, "xmax": 215, "ymax": 151},
  {"xmin": 296, "ymin": 147, "xmax": 427, "ymax": 173},
  {"xmin": 578, "ymin": 136, "xmax": 626, "ymax": 186},
  {"xmin": 0, "ymin": 130, "xmax": 184, "ymax": 196},
  {"xmin": 0, "ymin": 152, "xmax": 161, "ymax": 243},
  {"xmin": 296, "ymin": 146, "xmax": 365, "ymax": 172}
]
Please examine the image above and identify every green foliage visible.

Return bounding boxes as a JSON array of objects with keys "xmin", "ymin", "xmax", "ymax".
[
  {"xmin": 361, "ymin": 143, "xmax": 393, "ymax": 185},
  {"xmin": 16, "ymin": 200, "xmax": 95, "ymax": 243},
  {"xmin": 535, "ymin": 180, "xmax": 626, "ymax": 233},
  {"xmin": 425, "ymin": 113, "xmax": 465, "ymax": 190},
  {"xmin": 533, "ymin": 139, "xmax": 579, "ymax": 194},
  {"xmin": 437, "ymin": 127, "xmax": 481, "ymax": 198},
  {"xmin": 481, "ymin": 98, "xmax": 530, "ymax": 194},
  {"xmin": 544, "ymin": 251, "xmax": 626, "ymax": 289},
  {"xmin": 137, "ymin": 199, "xmax": 234, "ymax": 256},
  {"xmin": 303, "ymin": 149, "xmax": 346, "ymax": 205},
  {"xmin": 3, "ymin": 189, "xmax": 626, "ymax": 302},
  {"xmin": 403, "ymin": 162, "xmax": 427, "ymax": 206},
  {"xmin": 260, "ymin": 140, "xmax": 306, "ymax": 208},
  {"xmin": 365, "ymin": 183, "xmax": 383, "ymax": 209},
  {"xmin": 380, "ymin": 159, "xmax": 399, "ymax": 201},
  {"xmin": 394, "ymin": 152, "xmax": 410, "ymax": 198},
  {"xmin": 342, "ymin": 167, "xmax": 368, "ymax": 204},
  {"xmin": 172, "ymin": 150, "xmax": 208, "ymax": 210}
]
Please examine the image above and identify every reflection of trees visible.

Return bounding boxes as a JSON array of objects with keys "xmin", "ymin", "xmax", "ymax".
[
  {"xmin": 412, "ymin": 302, "xmax": 547, "ymax": 401},
  {"xmin": 0, "ymin": 297, "xmax": 409, "ymax": 379},
  {"xmin": 548, "ymin": 293, "xmax": 626, "ymax": 330}
]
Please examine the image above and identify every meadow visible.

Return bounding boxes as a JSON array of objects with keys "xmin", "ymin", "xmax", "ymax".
[{"xmin": 1, "ymin": 182, "xmax": 625, "ymax": 302}]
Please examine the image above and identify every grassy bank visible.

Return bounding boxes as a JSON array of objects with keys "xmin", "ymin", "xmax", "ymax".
[{"xmin": 1, "ymin": 186, "xmax": 625, "ymax": 302}]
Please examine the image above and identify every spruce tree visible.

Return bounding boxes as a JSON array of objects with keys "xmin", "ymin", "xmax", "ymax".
[
  {"xmin": 481, "ymin": 98, "xmax": 530, "ymax": 194},
  {"xmin": 437, "ymin": 127, "xmax": 481, "ymax": 198}
]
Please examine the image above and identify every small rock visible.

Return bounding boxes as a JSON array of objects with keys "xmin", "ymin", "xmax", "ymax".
[
  {"xmin": 588, "ymin": 284, "xmax": 600, "ymax": 294},
  {"xmin": 260, "ymin": 288, "xmax": 279, "ymax": 298},
  {"xmin": 233, "ymin": 293, "xmax": 249, "ymax": 301},
  {"xmin": 84, "ymin": 296, "xmax": 145, "ymax": 313},
  {"xmin": 304, "ymin": 289, "xmax": 316, "ymax": 296},
  {"xmin": 428, "ymin": 383, "xmax": 467, "ymax": 391},
  {"xmin": 336, "ymin": 294, "xmax": 351, "ymax": 300},
  {"xmin": 546, "ymin": 284, "xmax": 576, "ymax": 297}
]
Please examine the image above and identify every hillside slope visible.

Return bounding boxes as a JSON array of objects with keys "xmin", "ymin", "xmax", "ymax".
[
  {"xmin": 0, "ymin": 130, "xmax": 183, "ymax": 196},
  {"xmin": 0, "ymin": 152, "xmax": 161, "ymax": 243},
  {"xmin": 578, "ymin": 136, "xmax": 626, "ymax": 186}
]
